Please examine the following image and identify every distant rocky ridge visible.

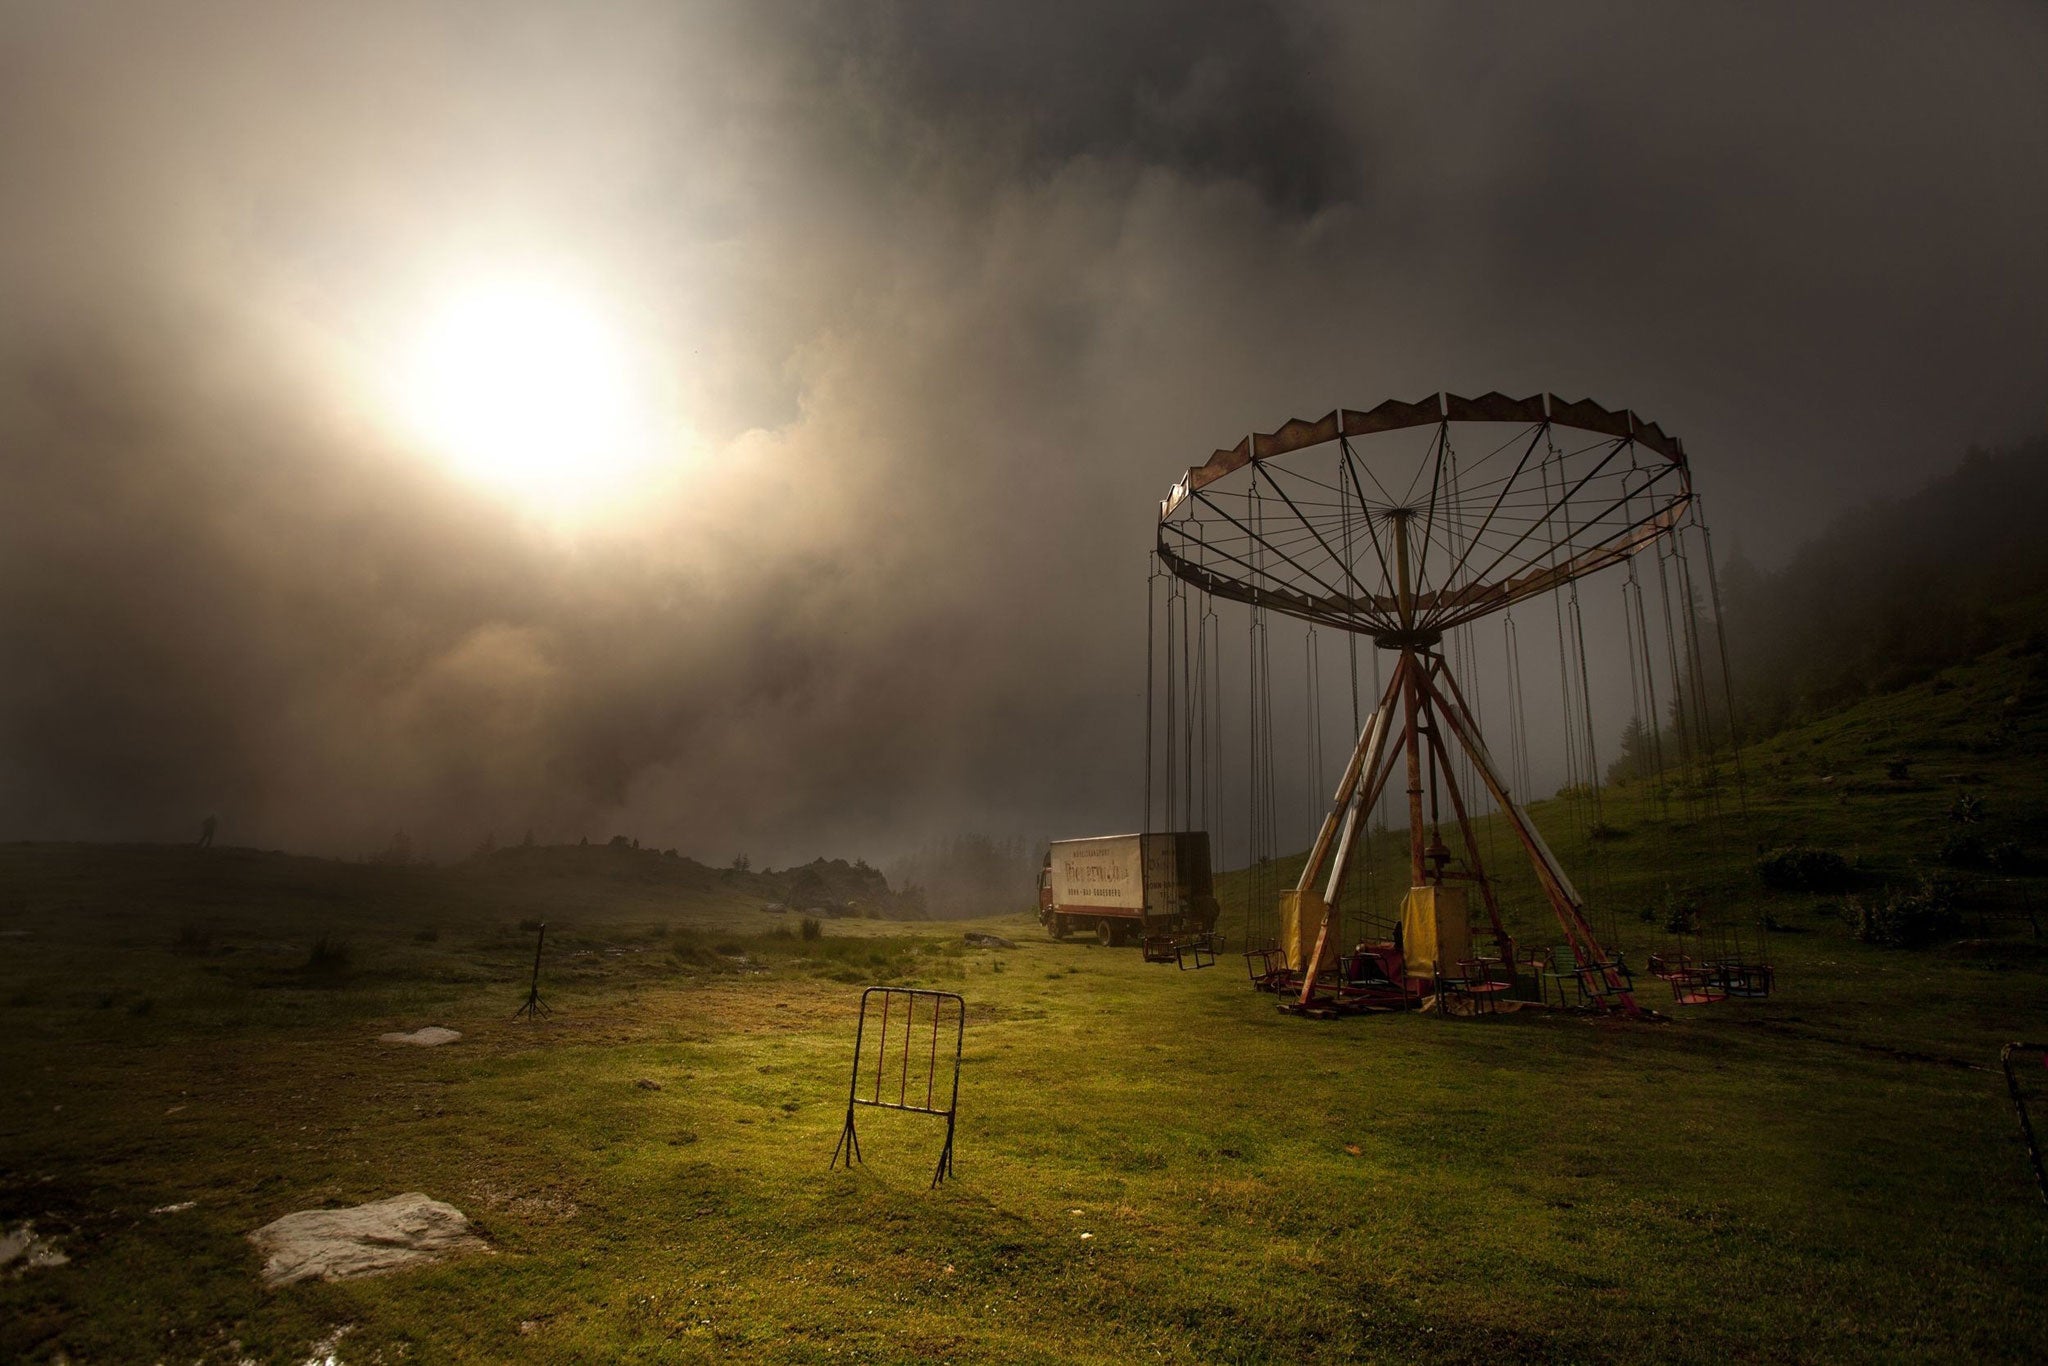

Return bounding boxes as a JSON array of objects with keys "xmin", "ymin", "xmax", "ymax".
[{"xmin": 461, "ymin": 841, "xmax": 928, "ymax": 919}]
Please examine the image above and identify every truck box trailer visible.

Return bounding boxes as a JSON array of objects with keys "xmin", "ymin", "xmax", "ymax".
[{"xmin": 1037, "ymin": 832, "xmax": 1220, "ymax": 946}]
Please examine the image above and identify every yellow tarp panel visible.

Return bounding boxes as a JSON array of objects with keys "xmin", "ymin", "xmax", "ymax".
[
  {"xmin": 1278, "ymin": 889, "xmax": 1336, "ymax": 973},
  {"xmin": 1399, "ymin": 884, "xmax": 1470, "ymax": 979}
]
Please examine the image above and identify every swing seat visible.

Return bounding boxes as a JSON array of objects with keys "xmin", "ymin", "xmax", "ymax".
[
  {"xmin": 1669, "ymin": 967, "xmax": 1726, "ymax": 1006},
  {"xmin": 1648, "ymin": 950, "xmax": 1694, "ymax": 981},
  {"xmin": 1709, "ymin": 958, "xmax": 1774, "ymax": 998},
  {"xmin": 1341, "ymin": 944, "xmax": 1404, "ymax": 986},
  {"xmin": 1454, "ymin": 958, "xmax": 1511, "ymax": 1015},
  {"xmin": 1243, "ymin": 945, "xmax": 1294, "ymax": 992},
  {"xmin": 1542, "ymin": 946, "xmax": 1590, "ymax": 1006},
  {"xmin": 1330, "ymin": 945, "xmax": 1421, "ymax": 1010}
]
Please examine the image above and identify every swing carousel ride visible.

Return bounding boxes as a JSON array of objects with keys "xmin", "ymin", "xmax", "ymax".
[{"xmin": 1148, "ymin": 392, "xmax": 1748, "ymax": 1020}]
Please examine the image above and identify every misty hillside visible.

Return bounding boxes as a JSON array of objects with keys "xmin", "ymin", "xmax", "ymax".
[
  {"xmin": 460, "ymin": 842, "xmax": 919, "ymax": 916},
  {"xmin": 0, "ymin": 839, "xmax": 938, "ymax": 937},
  {"xmin": 1720, "ymin": 433, "xmax": 2048, "ymax": 734}
]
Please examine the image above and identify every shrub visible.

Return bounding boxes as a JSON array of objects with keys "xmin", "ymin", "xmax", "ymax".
[
  {"xmin": 1852, "ymin": 881, "xmax": 1960, "ymax": 948},
  {"xmin": 1937, "ymin": 831, "xmax": 1987, "ymax": 867},
  {"xmin": 799, "ymin": 916, "xmax": 823, "ymax": 941},
  {"xmin": 172, "ymin": 923, "xmax": 212, "ymax": 954},
  {"xmin": 306, "ymin": 936, "xmax": 352, "ymax": 974},
  {"xmin": 413, "ymin": 928, "xmax": 439, "ymax": 943},
  {"xmin": 1987, "ymin": 840, "xmax": 2027, "ymax": 873},
  {"xmin": 670, "ymin": 939, "xmax": 717, "ymax": 967},
  {"xmin": 1663, "ymin": 897, "xmax": 1701, "ymax": 935},
  {"xmin": 1756, "ymin": 846, "xmax": 1853, "ymax": 893}
]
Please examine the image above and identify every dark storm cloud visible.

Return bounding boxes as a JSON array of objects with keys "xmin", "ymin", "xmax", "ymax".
[
  {"xmin": 0, "ymin": 1, "xmax": 2043, "ymax": 863},
  {"xmin": 801, "ymin": 0, "xmax": 1361, "ymax": 212}
]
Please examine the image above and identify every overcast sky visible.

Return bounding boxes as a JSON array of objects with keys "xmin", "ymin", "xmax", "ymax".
[{"xmin": 1, "ymin": 1, "xmax": 2044, "ymax": 865}]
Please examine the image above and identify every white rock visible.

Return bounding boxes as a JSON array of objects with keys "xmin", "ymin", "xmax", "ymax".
[
  {"xmin": 377, "ymin": 1026, "xmax": 462, "ymax": 1047},
  {"xmin": 248, "ymin": 1193, "xmax": 486, "ymax": 1286},
  {"xmin": 0, "ymin": 1221, "xmax": 69, "ymax": 1272}
]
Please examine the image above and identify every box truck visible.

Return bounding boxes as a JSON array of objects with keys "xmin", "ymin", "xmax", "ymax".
[{"xmin": 1037, "ymin": 832, "xmax": 1220, "ymax": 946}]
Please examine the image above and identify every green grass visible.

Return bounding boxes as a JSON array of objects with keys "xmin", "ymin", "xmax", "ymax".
[{"xmin": 3, "ymin": 640, "xmax": 2047, "ymax": 1361}]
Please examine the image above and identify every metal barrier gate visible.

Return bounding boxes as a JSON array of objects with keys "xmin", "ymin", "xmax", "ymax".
[
  {"xmin": 2003, "ymin": 1040, "xmax": 2048, "ymax": 1207},
  {"xmin": 831, "ymin": 987, "xmax": 964, "ymax": 1188}
]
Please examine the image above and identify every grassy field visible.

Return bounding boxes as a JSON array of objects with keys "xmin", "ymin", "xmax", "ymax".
[{"xmin": 3, "ymin": 639, "xmax": 2048, "ymax": 1363}]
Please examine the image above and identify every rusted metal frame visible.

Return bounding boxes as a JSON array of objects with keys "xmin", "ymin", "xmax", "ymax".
[
  {"xmin": 832, "ymin": 994, "xmax": 873, "ymax": 1170},
  {"xmin": 2002, "ymin": 1042, "xmax": 2048, "ymax": 1206},
  {"xmin": 873, "ymin": 990, "xmax": 891, "ymax": 1101},
  {"xmin": 1294, "ymin": 659, "xmax": 1407, "ymax": 896},
  {"xmin": 832, "ymin": 987, "xmax": 967, "ymax": 1186},
  {"xmin": 1424, "ymin": 667, "xmax": 1639, "ymax": 1015},
  {"xmin": 514, "ymin": 922, "xmax": 551, "ymax": 1017},
  {"xmin": 1316, "ymin": 723, "xmax": 1407, "ymax": 979},
  {"xmin": 1171, "ymin": 501, "xmax": 1343, "ymax": 610},
  {"xmin": 1156, "ymin": 534, "xmax": 1393, "ymax": 632},
  {"xmin": 1393, "ymin": 497, "xmax": 1674, "ymax": 631},
  {"xmin": 1257, "ymin": 460, "xmax": 1376, "ymax": 603},
  {"xmin": 1461, "ymin": 434, "xmax": 1630, "ymax": 617},
  {"xmin": 1428, "ymin": 467, "xmax": 1689, "ymax": 633},
  {"xmin": 1413, "ymin": 507, "xmax": 1471, "ymax": 606},
  {"xmin": 1343, "ymin": 426, "xmax": 1405, "ymax": 506},
  {"xmin": 1438, "ymin": 437, "xmax": 1633, "ymax": 619},
  {"xmin": 1436, "ymin": 422, "xmax": 1551, "ymax": 597},
  {"xmin": 1409, "ymin": 422, "xmax": 1452, "ymax": 590},
  {"xmin": 1191, "ymin": 488, "xmax": 1351, "ymax": 605},
  {"xmin": 1331, "ymin": 701, "xmax": 1410, "ymax": 909},
  {"xmin": 857, "ymin": 1098, "xmax": 948, "ymax": 1116},
  {"xmin": 1297, "ymin": 657, "xmax": 1412, "ymax": 1005},
  {"xmin": 1415, "ymin": 658, "xmax": 1512, "ymax": 956},
  {"xmin": 1160, "ymin": 567, "xmax": 1373, "ymax": 637},
  {"xmin": 926, "ymin": 995, "xmax": 940, "ymax": 1110},
  {"xmin": 1424, "ymin": 672, "xmax": 1589, "ymax": 966},
  {"xmin": 1394, "ymin": 414, "xmax": 1445, "ymax": 508},
  {"xmin": 899, "ymin": 990, "xmax": 915, "ymax": 1102},
  {"xmin": 1338, "ymin": 437, "xmax": 1399, "ymax": 592},
  {"xmin": 1402, "ymin": 652, "xmax": 1428, "ymax": 884},
  {"xmin": 1429, "ymin": 422, "xmax": 1613, "ymax": 507},
  {"xmin": 1159, "ymin": 521, "xmax": 1332, "ymax": 577},
  {"xmin": 1155, "ymin": 531, "xmax": 1318, "ymax": 613},
  {"xmin": 934, "ymin": 994, "xmax": 963, "ymax": 1185},
  {"xmin": 1299, "ymin": 712, "xmax": 1412, "ymax": 1008},
  {"xmin": 1428, "ymin": 662, "xmax": 1585, "ymax": 916}
]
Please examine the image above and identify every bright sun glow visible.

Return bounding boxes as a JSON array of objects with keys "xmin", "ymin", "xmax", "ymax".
[{"xmin": 399, "ymin": 279, "xmax": 659, "ymax": 509}]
